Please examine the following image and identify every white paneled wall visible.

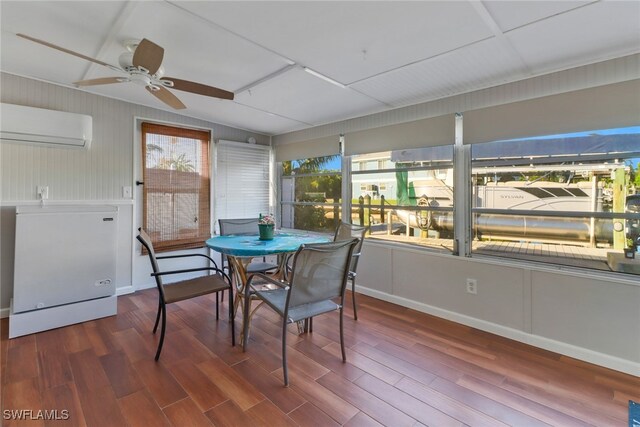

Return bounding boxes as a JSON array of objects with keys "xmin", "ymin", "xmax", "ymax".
[
  {"xmin": 357, "ymin": 241, "xmax": 640, "ymax": 375},
  {"xmin": 0, "ymin": 72, "xmax": 268, "ymax": 310}
]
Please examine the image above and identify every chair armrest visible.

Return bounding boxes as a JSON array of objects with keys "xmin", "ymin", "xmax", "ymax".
[
  {"xmin": 151, "ymin": 266, "xmax": 229, "ymax": 282},
  {"xmin": 156, "ymin": 253, "xmax": 219, "ymax": 269}
]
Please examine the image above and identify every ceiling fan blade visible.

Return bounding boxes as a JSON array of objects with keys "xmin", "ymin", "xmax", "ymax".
[
  {"xmin": 17, "ymin": 33, "xmax": 121, "ymax": 72},
  {"xmin": 74, "ymin": 77, "xmax": 126, "ymax": 86},
  {"xmin": 146, "ymin": 86, "xmax": 186, "ymax": 110},
  {"xmin": 164, "ymin": 77, "xmax": 234, "ymax": 100},
  {"xmin": 133, "ymin": 39, "xmax": 164, "ymax": 75}
]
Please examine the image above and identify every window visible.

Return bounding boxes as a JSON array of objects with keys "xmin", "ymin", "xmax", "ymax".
[
  {"xmin": 142, "ymin": 122, "xmax": 210, "ymax": 252},
  {"xmin": 470, "ymin": 126, "xmax": 640, "ymax": 276},
  {"xmin": 350, "ymin": 145, "xmax": 454, "ymax": 251},
  {"xmin": 214, "ymin": 140, "xmax": 271, "ymax": 232},
  {"xmin": 280, "ymin": 155, "xmax": 342, "ymax": 233}
]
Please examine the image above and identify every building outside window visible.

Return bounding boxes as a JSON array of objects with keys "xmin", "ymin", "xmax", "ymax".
[
  {"xmin": 350, "ymin": 145, "xmax": 454, "ymax": 251},
  {"xmin": 470, "ymin": 126, "xmax": 640, "ymax": 276},
  {"xmin": 280, "ymin": 154, "xmax": 342, "ymax": 233}
]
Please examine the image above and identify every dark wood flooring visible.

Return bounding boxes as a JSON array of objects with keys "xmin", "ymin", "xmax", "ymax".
[{"xmin": 2, "ymin": 289, "xmax": 638, "ymax": 426}]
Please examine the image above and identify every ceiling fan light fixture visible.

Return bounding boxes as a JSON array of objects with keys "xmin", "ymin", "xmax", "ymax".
[
  {"xmin": 129, "ymin": 73, "xmax": 151, "ymax": 86},
  {"xmin": 303, "ymin": 67, "xmax": 346, "ymax": 88}
]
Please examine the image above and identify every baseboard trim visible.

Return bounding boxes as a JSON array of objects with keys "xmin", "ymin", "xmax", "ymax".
[
  {"xmin": 0, "ymin": 307, "xmax": 9, "ymax": 319},
  {"xmin": 116, "ymin": 286, "xmax": 136, "ymax": 296},
  {"xmin": 356, "ymin": 285, "xmax": 640, "ymax": 377}
]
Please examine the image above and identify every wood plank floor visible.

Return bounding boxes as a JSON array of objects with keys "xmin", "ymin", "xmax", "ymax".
[{"xmin": 2, "ymin": 289, "xmax": 638, "ymax": 426}]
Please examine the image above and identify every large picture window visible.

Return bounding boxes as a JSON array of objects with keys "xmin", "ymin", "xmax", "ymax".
[
  {"xmin": 142, "ymin": 122, "xmax": 210, "ymax": 252},
  {"xmin": 280, "ymin": 155, "xmax": 342, "ymax": 233},
  {"xmin": 350, "ymin": 145, "xmax": 454, "ymax": 251},
  {"xmin": 470, "ymin": 126, "xmax": 640, "ymax": 276}
]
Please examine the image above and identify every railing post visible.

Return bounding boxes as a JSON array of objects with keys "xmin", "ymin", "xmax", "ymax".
[
  {"xmin": 364, "ymin": 194, "xmax": 371, "ymax": 232},
  {"xmin": 358, "ymin": 196, "xmax": 364, "ymax": 226},
  {"xmin": 380, "ymin": 195, "xmax": 385, "ymax": 224}
]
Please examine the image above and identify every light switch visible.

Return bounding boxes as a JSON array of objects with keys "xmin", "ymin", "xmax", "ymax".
[
  {"xmin": 123, "ymin": 186, "xmax": 132, "ymax": 198},
  {"xmin": 37, "ymin": 186, "xmax": 49, "ymax": 200}
]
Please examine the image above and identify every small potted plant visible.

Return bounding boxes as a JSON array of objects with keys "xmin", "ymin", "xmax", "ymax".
[
  {"xmin": 258, "ymin": 214, "xmax": 275, "ymax": 240},
  {"xmin": 624, "ymin": 238, "xmax": 636, "ymax": 259}
]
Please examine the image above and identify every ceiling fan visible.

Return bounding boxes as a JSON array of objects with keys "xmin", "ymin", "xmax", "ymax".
[{"xmin": 17, "ymin": 33, "xmax": 234, "ymax": 110}]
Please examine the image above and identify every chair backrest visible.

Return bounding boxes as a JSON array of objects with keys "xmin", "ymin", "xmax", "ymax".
[
  {"xmin": 136, "ymin": 228, "xmax": 165, "ymax": 290},
  {"xmin": 287, "ymin": 239, "xmax": 358, "ymax": 308},
  {"xmin": 219, "ymin": 218, "xmax": 260, "ymax": 235},
  {"xmin": 333, "ymin": 222, "xmax": 368, "ymax": 273}
]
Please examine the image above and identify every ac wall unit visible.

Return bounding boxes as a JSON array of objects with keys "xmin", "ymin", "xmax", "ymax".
[{"xmin": 0, "ymin": 103, "xmax": 92, "ymax": 149}]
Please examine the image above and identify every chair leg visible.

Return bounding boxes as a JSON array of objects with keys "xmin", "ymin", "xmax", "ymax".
[
  {"xmin": 152, "ymin": 296, "xmax": 162, "ymax": 334},
  {"xmin": 339, "ymin": 307, "xmax": 346, "ymax": 362},
  {"xmin": 309, "ymin": 317, "xmax": 313, "ymax": 333},
  {"xmin": 154, "ymin": 303, "xmax": 167, "ymax": 361},
  {"xmin": 352, "ymin": 278, "xmax": 358, "ymax": 321},
  {"xmin": 215, "ymin": 291, "xmax": 220, "ymax": 320},
  {"xmin": 242, "ymin": 292, "xmax": 251, "ymax": 350},
  {"xmin": 282, "ymin": 320, "xmax": 289, "ymax": 386},
  {"xmin": 228, "ymin": 287, "xmax": 235, "ymax": 347}
]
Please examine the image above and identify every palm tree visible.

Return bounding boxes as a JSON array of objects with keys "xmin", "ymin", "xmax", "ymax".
[
  {"xmin": 158, "ymin": 153, "xmax": 195, "ymax": 172},
  {"xmin": 283, "ymin": 155, "xmax": 339, "ymax": 175}
]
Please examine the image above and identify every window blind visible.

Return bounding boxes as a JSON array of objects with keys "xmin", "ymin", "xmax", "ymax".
[
  {"xmin": 215, "ymin": 140, "xmax": 271, "ymax": 233},
  {"xmin": 274, "ymin": 135, "xmax": 340, "ymax": 162},
  {"xmin": 463, "ymin": 79, "xmax": 640, "ymax": 144},
  {"xmin": 141, "ymin": 122, "xmax": 210, "ymax": 252},
  {"xmin": 345, "ymin": 114, "xmax": 455, "ymax": 155}
]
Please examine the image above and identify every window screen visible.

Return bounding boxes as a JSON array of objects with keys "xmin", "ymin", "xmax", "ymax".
[{"xmin": 142, "ymin": 122, "xmax": 210, "ymax": 252}]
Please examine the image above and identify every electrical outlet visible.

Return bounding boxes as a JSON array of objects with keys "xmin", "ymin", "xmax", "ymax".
[
  {"xmin": 122, "ymin": 186, "xmax": 132, "ymax": 198},
  {"xmin": 37, "ymin": 186, "xmax": 49, "ymax": 200},
  {"xmin": 466, "ymin": 278, "xmax": 477, "ymax": 294}
]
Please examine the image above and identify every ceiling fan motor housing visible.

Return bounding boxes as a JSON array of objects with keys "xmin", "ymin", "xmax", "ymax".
[{"xmin": 118, "ymin": 52, "xmax": 134, "ymax": 71}]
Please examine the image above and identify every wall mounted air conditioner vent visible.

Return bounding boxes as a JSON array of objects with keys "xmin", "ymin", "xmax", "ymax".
[{"xmin": 1, "ymin": 103, "xmax": 92, "ymax": 149}]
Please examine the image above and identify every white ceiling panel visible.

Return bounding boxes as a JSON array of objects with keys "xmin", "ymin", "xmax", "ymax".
[
  {"xmin": 352, "ymin": 38, "xmax": 527, "ymax": 107},
  {"xmin": 235, "ymin": 67, "xmax": 385, "ymax": 126},
  {"xmin": 1, "ymin": 1, "xmax": 126, "ymax": 83},
  {"xmin": 82, "ymin": 1, "xmax": 289, "ymax": 93},
  {"xmin": 482, "ymin": 1, "xmax": 592, "ymax": 32},
  {"xmin": 506, "ymin": 1, "xmax": 640, "ymax": 74},
  {"xmin": 175, "ymin": 1, "xmax": 494, "ymax": 85}
]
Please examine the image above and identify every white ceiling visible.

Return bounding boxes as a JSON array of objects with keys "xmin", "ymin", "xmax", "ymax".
[{"xmin": 1, "ymin": 1, "xmax": 639, "ymax": 136}]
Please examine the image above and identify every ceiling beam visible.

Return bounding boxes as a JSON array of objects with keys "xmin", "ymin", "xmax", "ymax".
[
  {"xmin": 468, "ymin": 1, "xmax": 532, "ymax": 75},
  {"xmin": 79, "ymin": 1, "xmax": 141, "ymax": 81}
]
